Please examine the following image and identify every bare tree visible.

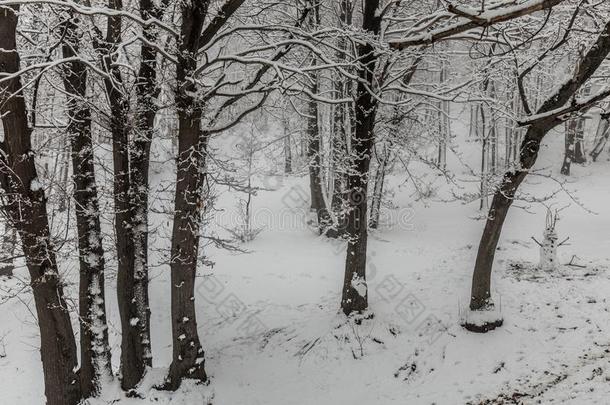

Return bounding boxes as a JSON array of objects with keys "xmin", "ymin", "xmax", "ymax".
[
  {"xmin": 468, "ymin": 18, "xmax": 610, "ymax": 331},
  {"xmin": 0, "ymin": 6, "xmax": 80, "ymax": 404},
  {"xmin": 164, "ymin": 0, "xmax": 212, "ymax": 389},
  {"xmin": 340, "ymin": 0, "xmax": 382, "ymax": 315}
]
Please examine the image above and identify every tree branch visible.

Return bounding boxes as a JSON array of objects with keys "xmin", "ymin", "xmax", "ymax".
[{"xmin": 389, "ymin": 0, "xmax": 565, "ymax": 49}]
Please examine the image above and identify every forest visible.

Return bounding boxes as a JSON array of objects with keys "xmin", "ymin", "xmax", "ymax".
[{"xmin": 1, "ymin": 0, "xmax": 610, "ymax": 404}]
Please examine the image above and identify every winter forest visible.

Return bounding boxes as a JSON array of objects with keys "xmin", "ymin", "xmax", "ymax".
[{"xmin": 2, "ymin": 0, "xmax": 610, "ymax": 403}]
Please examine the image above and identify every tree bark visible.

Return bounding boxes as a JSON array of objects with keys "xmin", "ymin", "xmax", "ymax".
[
  {"xmin": 0, "ymin": 7, "xmax": 80, "ymax": 405},
  {"xmin": 164, "ymin": 0, "xmax": 209, "ymax": 389},
  {"xmin": 125, "ymin": 0, "xmax": 167, "ymax": 381},
  {"xmin": 560, "ymin": 118, "xmax": 577, "ymax": 175},
  {"xmin": 341, "ymin": 0, "xmax": 381, "ymax": 315},
  {"xmin": 97, "ymin": 0, "xmax": 153, "ymax": 389},
  {"xmin": 60, "ymin": 14, "xmax": 112, "ymax": 396}
]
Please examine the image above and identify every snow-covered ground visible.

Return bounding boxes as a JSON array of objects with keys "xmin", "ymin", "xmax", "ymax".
[{"xmin": 2, "ymin": 128, "xmax": 610, "ymax": 404}]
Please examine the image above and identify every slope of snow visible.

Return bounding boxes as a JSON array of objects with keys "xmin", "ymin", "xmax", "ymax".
[{"xmin": 2, "ymin": 129, "xmax": 610, "ymax": 404}]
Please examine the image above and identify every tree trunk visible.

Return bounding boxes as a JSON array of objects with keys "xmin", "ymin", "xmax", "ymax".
[
  {"xmin": 306, "ymin": 5, "xmax": 332, "ymax": 235},
  {"xmin": 573, "ymin": 127, "xmax": 586, "ymax": 164},
  {"xmin": 489, "ymin": 82, "xmax": 498, "ymax": 174},
  {"xmin": 0, "ymin": 223, "xmax": 15, "ymax": 277},
  {"xmin": 470, "ymin": 127, "xmax": 543, "ymax": 310},
  {"xmin": 283, "ymin": 117, "xmax": 292, "ymax": 174},
  {"xmin": 307, "ymin": 83, "xmax": 332, "ymax": 233},
  {"xmin": 164, "ymin": 0, "xmax": 209, "ymax": 389},
  {"xmin": 437, "ymin": 60, "xmax": 449, "ymax": 170},
  {"xmin": 98, "ymin": 0, "xmax": 153, "ymax": 389},
  {"xmin": 126, "ymin": 0, "xmax": 166, "ymax": 379},
  {"xmin": 0, "ymin": 8, "xmax": 81, "ymax": 404},
  {"xmin": 307, "ymin": 80, "xmax": 324, "ymax": 214},
  {"xmin": 341, "ymin": 0, "xmax": 381, "ymax": 316},
  {"xmin": 561, "ymin": 119, "xmax": 577, "ymax": 175},
  {"xmin": 369, "ymin": 145, "xmax": 388, "ymax": 230},
  {"xmin": 590, "ymin": 113, "xmax": 610, "ymax": 161},
  {"xmin": 61, "ymin": 14, "xmax": 112, "ymax": 396},
  {"xmin": 573, "ymin": 85, "xmax": 590, "ymax": 164},
  {"xmin": 479, "ymin": 105, "xmax": 488, "ymax": 211}
]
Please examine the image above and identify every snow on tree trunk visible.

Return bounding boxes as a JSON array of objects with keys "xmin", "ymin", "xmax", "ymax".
[
  {"xmin": 98, "ymin": 1, "xmax": 154, "ymax": 389},
  {"xmin": 341, "ymin": 0, "xmax": 381, "ymax": 316},
  {"xmin": 61, "ymin": 13, "xmax": 113, "ymax": 396},
  {"xmin": 128, "ymin": 0, "xmax": 166, "ymax": 370}
]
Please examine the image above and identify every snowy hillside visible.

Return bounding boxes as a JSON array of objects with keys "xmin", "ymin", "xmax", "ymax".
[{"xmin": 3, "ymin": 127, "xmax": 610, "ymax": 405}]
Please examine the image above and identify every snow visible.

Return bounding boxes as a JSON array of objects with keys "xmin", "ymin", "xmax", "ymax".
[
  {"xmin": 351, "ymin": 274, "xmax": 368, "ymax": 298},
  {"xmin": 3, "ymin": 121, "xmax": 610, "ymax": 405},
  {"xmin": 460, "ymin": 305, "xmax": 503, "ymax": 327},
  {"xmin": 29, "ymin": 178, "xmax": 43, "ymax": 192}
]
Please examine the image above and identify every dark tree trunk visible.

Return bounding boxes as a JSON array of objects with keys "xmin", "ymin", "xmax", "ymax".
[
  {"xmin": 563, "ymin": 86, "xmax": 590, "ymax": 173},
  {"xmin": 470, "ymin": 130, "xmax": 541, "ymax": 310},
  {"xmin": 99, "ymin": 1, "xmax": 152, "ymax": 389},
  {"xmin": 573, "ymin": 130, "xmax": 586, "ymax": 163},
  {"xmin": 561, "ymin": 119, "xmax": 577, "ymax": 175},
  {"xmin": 341, "ymin": 0, "xmax": 381, "ymax": 316},
  {"xmin": 469, "ymin": 20, "xmax": 610, "ymax": 316},
  {"xmin": 0, "ymin": 7, "xmax": 80, "ymax": 405},
  {"xmin": 164, "ymin": 0, "xmax": 209, "ymax": 390},
  {"xmin": 61, "ymin": 15, "xmax": 112, "ymax": 396}
]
